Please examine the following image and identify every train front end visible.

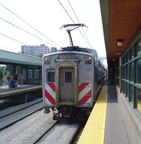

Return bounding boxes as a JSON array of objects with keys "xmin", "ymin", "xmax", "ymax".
[{"xmin": 42, "ymin": 49, "xmax": 94, "ymax": 120}]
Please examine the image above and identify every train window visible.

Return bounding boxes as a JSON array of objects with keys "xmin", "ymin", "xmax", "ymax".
[
  {"xmin": 85, "ymin": 60, "xmax": 92, "ymax": 64},
  {"xmin": 65, "ymin": 72, "xmax": 72, "ymax": 83},
  {"xmin": 47, "ymin": 69, "xmax": 55, "ymax": 82}
]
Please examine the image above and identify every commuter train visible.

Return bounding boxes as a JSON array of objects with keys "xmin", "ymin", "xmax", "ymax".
[{"xmin": 42, "ymin": 24, "xmax": 107, "ymax": 120}]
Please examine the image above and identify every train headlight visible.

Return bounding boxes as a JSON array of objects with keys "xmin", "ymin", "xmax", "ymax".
[
  {"xmin": 85, "ymin": 56, "xmax": 92, "ymax": 60},
  {"xmin": 45, "ymin": 56, "xmax": 52, "ymax": 61},
  {"xmin": 45, "ymin": 57, "xmax": 48, "ymax": 61},
  {"xmin": 45, "ymin": 57, "xmax": 51, "ymax": 65},
  {"xmin": 88, "ymin": 56, "xmax": 92, "ymax": 60},
  {"xmin": 85, "ymin": 56, "xmax": 92, "ymax": 64}
]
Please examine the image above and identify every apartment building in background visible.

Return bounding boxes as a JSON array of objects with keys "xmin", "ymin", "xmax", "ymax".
[{"xmin": 21, "ymin": 44, "xmax": 49, "ymax": 55}]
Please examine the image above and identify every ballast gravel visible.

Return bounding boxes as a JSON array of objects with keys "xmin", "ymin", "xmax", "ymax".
[{"xmin": 0, "ymin": 109, "xmax": 56, "ymax": 144}]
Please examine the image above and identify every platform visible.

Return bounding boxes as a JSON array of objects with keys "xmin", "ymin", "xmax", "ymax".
[
  {"xmin": 0, "ymin": 85, "xmax": 42, "ymax": 99},
  {"xmin": 78, "ymin": 85, "xmax": 129, "ymax": 144}
]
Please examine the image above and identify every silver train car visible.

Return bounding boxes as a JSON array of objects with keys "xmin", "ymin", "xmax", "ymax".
[{"xmin": 42, "ymin": 46, "xmax": 107, "ymax": 120}]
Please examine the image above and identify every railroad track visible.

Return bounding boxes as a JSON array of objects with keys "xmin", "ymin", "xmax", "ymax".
[
  {"xmin": 0, "ymin": 98, "xmax": 87, "ymax": 144},
  {"xmin": 34, "ymin": 121, "xmax": 80, "ymax": 144},
  {"xmin": 33, "ymin": 121, "xmax": 58, "ymax": 144},
  {"xmin": 0, "ymin": 98, "xmax": 43, "ymax": 130},
  {"xmin": 0, "ymin": 108, "xmax": 82, "ymax": 144}
]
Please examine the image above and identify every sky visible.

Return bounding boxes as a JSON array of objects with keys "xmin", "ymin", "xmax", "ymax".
[{"xmin": 0, "ymin": 0, "xmax": 106, "ymax": 64}]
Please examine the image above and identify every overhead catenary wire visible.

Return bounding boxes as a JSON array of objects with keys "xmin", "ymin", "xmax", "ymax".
[
  {"xmin": 58, "ymin": 0, "xmax": 93, "ymax": 48},
  {"xmin": 58, "ymin": 0, "xmax": 75, "ymax": 24},
  {"xmin": 67, "ymin": 0, "xmax": 93, "ymax": 48},
  {"xmin": 0, "ymin": 32, "xmax": 28, "ymax": 45},
  {"xmin": 0, "ymin": 17, "xmax": 53, "ymax": 46},
  {"xmin": 0, "ymin": 45, "xmax": 21, "ymax": 52},
  {"xmin": 0, "ymin": 2, "xmax": 61, "ymax": 48}
]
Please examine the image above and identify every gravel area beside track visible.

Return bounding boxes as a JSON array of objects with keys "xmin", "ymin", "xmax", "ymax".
[
  {"xmin": 0, "ymin": 98, "xmax": 42, "ymax": 118},
  {"xmin": 0, "ymin": 109, "xmax": 56, "ymax": 144},
  {"xmin": 0, "ymin": 101, "xmax": 43, "ymax": 129}
]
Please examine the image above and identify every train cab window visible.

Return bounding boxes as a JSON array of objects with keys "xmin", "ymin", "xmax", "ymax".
[
  {"xmin": 65, "ymin": 72, "xmax": 72, "ymax": 83},
  {"xmin": 46, "ymin": 69, "xmax": 55, "ymax": 82}
]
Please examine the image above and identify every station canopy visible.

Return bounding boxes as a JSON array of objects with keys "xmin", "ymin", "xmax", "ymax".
[
  {"xmin": 100, "ymin": 0, "xmax": 141, "ymax": 65},
  {"xmin": 0, "ymin": 49, "xmax": 42, "ymax": 66}
]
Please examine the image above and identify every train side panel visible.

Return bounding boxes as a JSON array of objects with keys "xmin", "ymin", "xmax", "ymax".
[
  {"xmin": 42, "ymin": 53, "xmax": 57, "ymax": 108},
  {"xmin": 77, "ymin": 53, "xmax": 95, "ymax": 108}
]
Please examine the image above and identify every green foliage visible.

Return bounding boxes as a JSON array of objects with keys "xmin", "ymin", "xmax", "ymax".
[{"xmin": 0, "ymin": 65, "xmax": 10, "ymax": 84}]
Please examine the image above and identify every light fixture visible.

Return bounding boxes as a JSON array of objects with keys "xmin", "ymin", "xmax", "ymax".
[
  {"xmin": 116, "ymin": 52, "xmax": 121, "ymax": 55},
  {"xmin": 117, "ymin": 39, "xmax": 123, "ymax": 46}
]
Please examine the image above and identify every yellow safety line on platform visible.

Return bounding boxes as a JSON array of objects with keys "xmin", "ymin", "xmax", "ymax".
[
  {"xmin": 138, "ymin": 99, "xmax": 141, "ymax": 112},
  {"xmin": 78, "ymin": 86, "xmax": 107, "ymax": 144},
  {"xmin": 0, "ymin": 85, "xmax": 42, "ymax": 95}
]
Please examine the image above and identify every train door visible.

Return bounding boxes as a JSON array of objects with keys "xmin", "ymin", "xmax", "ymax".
[
  {"xmin": 59, "ymin": 67, "xmax": 74, "ymax": 102},
  {"xmin": 56, "ymin": 61, "xmax": 78, "ymax": 105}
]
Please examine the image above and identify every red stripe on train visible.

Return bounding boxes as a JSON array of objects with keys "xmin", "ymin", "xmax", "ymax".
[
  {"xmin": 47, "ymin": 82, "xmax": 55, "ymax": 92},
  {"xmin": 45, "ymin": 89, "xmax": 56, "ymax": 104},
  {"xmin": 78, "ymin": 83, "xmax": 89, "ymax": 93},
  {"xmin": 78, "ymin": 90, "xmax": 92, "ymax": 105}
]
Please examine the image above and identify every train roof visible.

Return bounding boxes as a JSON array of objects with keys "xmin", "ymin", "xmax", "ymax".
[
  {"xmin": 61, "ymin": 46, "xmax": 91, "ymax": 52},
  {"xmin": 61, "ymin": 46, "xmax": 99, "ymax": 59},
  {"xmin": 43, "ymin": 46, "xmax": 100, "ymax": 61}
]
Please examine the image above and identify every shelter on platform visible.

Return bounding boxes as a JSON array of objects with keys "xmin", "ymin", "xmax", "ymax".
[{"xmin": 0, "ymin": 49, "xmax": 42, "ymax": 85}]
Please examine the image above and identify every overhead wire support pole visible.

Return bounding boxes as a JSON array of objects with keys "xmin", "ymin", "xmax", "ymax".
[
  {"xmin": 67, "ymin": 30, "xmax": 73, "ymax": 46},
  {"xmin": 60, "ymin": 24, "xmax": 88, "ymax": 46},
  {"xmin": 66, "ymin": 26, "xmax": 81, "ymax": 46},
  {"xmin": 58, "ymin": 0, "xmax": 93, "ymax": 48}
]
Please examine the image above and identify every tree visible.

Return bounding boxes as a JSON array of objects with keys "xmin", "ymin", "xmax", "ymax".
[{"xmin": 0, "ymin": 65, "xmax": 10, "ymax": 84}]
